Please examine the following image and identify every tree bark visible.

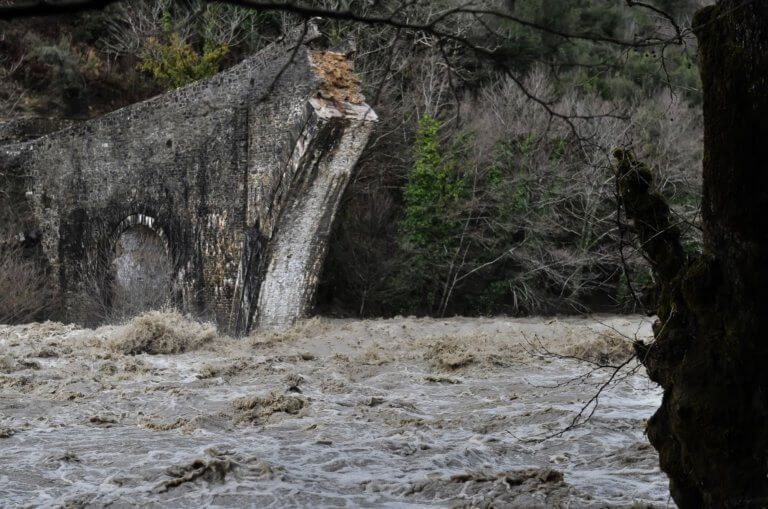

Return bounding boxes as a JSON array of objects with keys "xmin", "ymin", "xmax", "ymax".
[{"xmin": 616, "ymin": 2, "xmax": 768, "ymax": 507}]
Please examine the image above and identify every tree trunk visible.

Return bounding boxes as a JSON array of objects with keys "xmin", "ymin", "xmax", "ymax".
[{"xmin": 616, "ymin": 2, "xmax": 768, "ymax": 507}]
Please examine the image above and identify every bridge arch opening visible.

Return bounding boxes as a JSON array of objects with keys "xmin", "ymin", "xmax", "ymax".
[{"xmin": 110, "ymin": 217, "xmax": 173, "ymax": 319}]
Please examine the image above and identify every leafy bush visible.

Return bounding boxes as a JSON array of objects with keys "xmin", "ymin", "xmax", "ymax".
[
  {"xmin": 393, "ymin": 114, "xmax": 470, "ymax": 313},
  {"xmin": 401, "ymin": 114, "xmax": 465, "ymax": 247},
  {"xmin": 137, "ymin": 32, "xmax": 228, "ymax": 88}
]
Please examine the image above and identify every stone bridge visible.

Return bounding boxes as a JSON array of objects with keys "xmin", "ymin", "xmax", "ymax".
[{"xmin": 0, "ymin": 25, "xmax": 376, "ymax": 333}]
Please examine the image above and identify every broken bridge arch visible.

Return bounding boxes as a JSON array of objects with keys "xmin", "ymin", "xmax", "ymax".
[{"xmin": 1, "ymin": 24, "xmax": 376, "ymax": 333}]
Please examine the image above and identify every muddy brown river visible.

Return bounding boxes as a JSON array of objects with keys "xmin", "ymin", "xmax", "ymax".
[{"xmin": 0, "ymin": 312, "xmax": 673, "ymax": 508}]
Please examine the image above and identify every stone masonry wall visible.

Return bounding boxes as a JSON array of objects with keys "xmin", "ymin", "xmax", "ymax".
[{"xmin": 0, "ymin": 25, "xmax": 377, "ymax": 333}]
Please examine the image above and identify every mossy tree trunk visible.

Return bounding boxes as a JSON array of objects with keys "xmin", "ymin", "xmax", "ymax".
[{"xmin": 615, "ymin": 2, "xmax": 768, "ymax": 507}]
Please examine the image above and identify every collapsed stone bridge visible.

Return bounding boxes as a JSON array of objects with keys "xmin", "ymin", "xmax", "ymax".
[{"xmin": 0, "ymin": 26, "xmax": 376, "ymax": 333}]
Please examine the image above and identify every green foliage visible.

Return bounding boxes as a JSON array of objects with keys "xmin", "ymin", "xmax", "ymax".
[
  {"xmin": 491, "ymin": 0, "xmax": 703, "ymax": 103},
  {"xmin": 389, "ymin": 114, "xmax": 471, "ymax": 313},
  {"xmin": 137, "ymin": 32, "xmax": 228, "ymax": 88},
  {"xmin": 161, "ymin": 6, "xmax": 173, "ymax": 34},
  {"xmin": 495, "ymin": 0, "xmax": 627, "ymax": 71},
  {"xmin": 401, "ymin": 114, "xmax": 465, "ymax": 247}
]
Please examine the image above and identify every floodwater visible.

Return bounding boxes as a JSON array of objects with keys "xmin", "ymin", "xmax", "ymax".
[{"xmin": 0, "ymin": 312, "xmax": 674, "ymax": 508}]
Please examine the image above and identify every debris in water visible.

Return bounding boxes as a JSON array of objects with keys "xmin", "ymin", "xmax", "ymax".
[
  {"xmin": 197, "ymin": 363, "xmax": 218, "ymax": 379},
  {"xmin": 1, "ymin": 356, "xmax": 40, "ymax": 372},
  {"xmin": 31, "ymin": 347, "xmax": 59, "ymax": 358},
  {"xmin": 120, "ymin": 358, "xmax": 149, "ymax": 374},
  {"xmin": 89, "ymin": 415, "xmax": 118, "ymax": 426},
  {"xmin": 155, "ymin": 448, "xmax": 274, "ymax": 493},
  {"xmin": 562, "ymin": 330, "xmax": 635, "ymax": 365},
  {"xmin": 298, "ymin": 351, "xmax": 315, "ymax": 361},
  {"xmin": 98, "ymin": 362, "xmax": 118, "ymax": 375},
  {"xmin": 424, "ymin": 374, "xmax": 462, "ymax": 384},
  {"xmin": 44, "ymin": 450, "xmax": 80, "ymax": 467},
  {"xmin": 450, "ymin": 468, "xmax": 564, "ymax": 484},
  {"xmin": 18, "ymin": 360, "xmax": 40, "ymax": 370},
  {"xmin": 142, "ymin": 417, "xmax": 188, "ymax": 431},
  {"xmin": 197, "ymin": 360, "xmax": 248, "ymax": 379},
  {"xmin": 231, "ymin": 391, "xmax": 306, "ymax": 424},
  {"xmin": 108, "ymin": 310, "xmax": 216, "ymax": 355},
  {"xmin": 366, "ymin": 396, "xmax": 386, "ymax": 407},
  {"xmin": 398, "ymin": 468, "xmax": 569, "ymax": 507},
  {"xmin": 357, "ymin": 345, "xmax": 390, "ymax": 365},
  {"xmin": 423, "ymin": 338, "xmax": 475, "ymax": 370},
  {"xmin": 156, "ymin": 457, "xmax": 236, "ymax": 493},
  {"xmin": 284, "ymin": 373, "xmax": 305, "ymax": 386}
]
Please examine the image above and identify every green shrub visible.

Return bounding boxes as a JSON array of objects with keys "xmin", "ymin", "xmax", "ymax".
[
  {"xmin": 401, "ymin": 114, "xmax": 465, "ymax": 247},
  {"xmin": 137, "ymin": 32, "xmax": 228, "ymax": 88}
]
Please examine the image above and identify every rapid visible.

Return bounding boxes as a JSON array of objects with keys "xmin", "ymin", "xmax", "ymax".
[{"xmin": 0, "ymin": 312, "xmax": 672, "ymax": 508}]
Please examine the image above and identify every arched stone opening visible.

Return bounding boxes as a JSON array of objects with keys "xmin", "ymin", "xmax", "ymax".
[{"xmin": 111, "ymin": 222, "xmax": 173, "ymax": 319}]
